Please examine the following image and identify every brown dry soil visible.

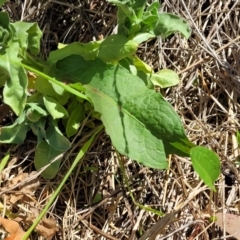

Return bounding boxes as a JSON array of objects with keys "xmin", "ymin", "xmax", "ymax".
[{"xmin": 1, "ymin": 0, "xmax": 240, "ymax": 240}]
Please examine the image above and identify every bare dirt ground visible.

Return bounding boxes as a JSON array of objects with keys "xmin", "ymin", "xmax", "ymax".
[{"xmin": 1, "ymin": 0, "xmax": 240, "ymax": 239}]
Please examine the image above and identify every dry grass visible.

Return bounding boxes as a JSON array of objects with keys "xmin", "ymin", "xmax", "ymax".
[{"xmin": 1, "ymin": 0, "xmax": 240, "ymax": 239}]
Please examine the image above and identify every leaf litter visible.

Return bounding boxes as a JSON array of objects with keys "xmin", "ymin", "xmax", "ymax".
[
  {"xmin": 0, "ymin": 170, "xmax": 57, "ymax": 239},
  {"xmin": 1, "ymin": 0, "xmax": 240, "ymax": 239},
  {"xmin": 0, "ymin": 217, "xmax": 26, "ymax": 240}
]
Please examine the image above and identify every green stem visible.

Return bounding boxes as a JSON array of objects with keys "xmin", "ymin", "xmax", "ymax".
[
  {"xmin": 22, "ymin": 124, "xmax": 104, "ymax": 240},
  {"xmin": 21, "ymin": 63, "xmax": 90, "ymax": 102},
  {"xmin": 116, "ymin": 152, "xmax": 164, "ymax": 216},
  {"xmin": 20, "ymin": 52, "xmax": 44, "ymax": 71}
]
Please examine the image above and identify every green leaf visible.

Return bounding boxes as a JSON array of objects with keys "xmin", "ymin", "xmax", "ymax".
[
  {"xmin": 146, "ymin": 1, "xmax": 160, "ymax": 13},
  {"xmin": 190, "ymin": 146, "xmax": 220, "ymax": 191},
  {"xmin": 27, "ymin": 91, "xmax": 42, "ymax": 104},
  {"xmin": 50, "ymin": 81, "xmax": 71, "ymax": 104},
  {"xmin": 34, "ymin": 76, "xmax": 69, "ymax": 105},
  {"xmin": 150, "ymin": 69, "xmax": 180, "ymax": 88},
  {"xmin": 0, "ymin": 0, "xmax": 8, "ymax": 6},
  {"xmin": 92, "ymin": 192, "xmax": 102, "ymax": 204},
  {"xmin": 55, "ymin": 55, "xmax": 195, "ymax": 169},
  {"xmin": 132, "ymin": 56, "xmax": 152, "ymax": 73},
  {"xmin": 118, "ymin": 57, "xmax": 137, "ymax": 75},
  {"xmin": 25, "ymin": 103, "xmax": 48, "ymax": 122},
  {"xmin": 0, "ymin": 12, "xmax": 11, "ymax": 45},
  {"xmin": 66, "ymin": 102, "xmax": 85, "ymax": 137},
  {"xmin": 0, "ymin": 70, "xmax": 7, "ymax": 87},
  {"xmin": 68, "ymin": 82, "xmax": 86, "ymax": 92},
  {"xmin": 132, "ymin": 32, "xmax": 155, "ymax": 44},
  {"xmin": 0, "ymin": 11, "xmax": 10, "ymax": 31},
  {"xmin": 0, "ymin": 114, "xmax": 30, "ymax": 144},
  {"xmin": 98, "ymin": 34, "xmax": 138, "ymax": 62},
  {"xmin": 30, "ymin": 117, "xmax": 46, "ymax": 143},
  {"xmin": 154, "ymin": 13, "xmax": 191, "ymax": 38},
  {"xmin": 0, "ymin": 42, "xmax": 28, "ymax": 115},
  {"xmin": 45, "ymin": 119, "xmax": 71, "ymax": 151},
  {"xmin": 237, "ymin": 131, "xmax": 240, "ymax": 146},
  {"xmin": 21, "ymin": 63, "xmax": 91, "ymax": 103},
  {"xmin": 142, "ymin": 13, "xmax": 159, "ymax": 29},
  {"xmin": 34, "ymin": 140, "xmax": 63, "ymax": 179},
  {"xmin": 107, "ymin": 0, "xmax": 137, "ymax": 23},
  {"xmin": 11, "ymin": 21, "xmax": 42, "ymax": 55},
  {"xmin": 48, "ymin": 41, "xmax": 101, "ymax": 63},
  {"xmin": 131, "ymin": 0, "xmax": 147, "ymax": 11},
  {"xmin": 0, "ymin": 152, "xmax": 10, "ymax": 177},
  {"xmin": 43, "ymin": 96, "xmax": 69, "ymax": 119}
]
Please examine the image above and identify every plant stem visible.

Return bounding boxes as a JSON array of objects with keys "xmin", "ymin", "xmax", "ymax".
[{"xmin": 22, "ymin": 124, "xmax": 104, "ymax": 240}]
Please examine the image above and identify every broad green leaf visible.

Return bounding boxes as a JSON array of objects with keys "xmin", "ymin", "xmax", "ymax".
[
  {"xmin": 11, "ymin": 21, "xmax": 42, "ymax": 55},
  {"xmin": 25, "ymin": 103, "xmax": 48, "ymax": 122},
  {"xmin": 66, "ymin": 102, "xmax": 85, "ymax": 137},
  {"xmin": 48, "ymin": 41, "xmax": 102, "ymax": 63},
  {"xmin": 0, "ymin": 42, "xmax": 27, "ymax": 115},
  {"xmin": 45, "ymin": 119, "xmax": 71, "ymax": 151},
  {"xmin": 43, "ymin": 96, "xmax": 68, "ymax": 119},
  {"xmin": 190, "ymin": 146, "xmax": 220, "ymax": 191},
  {"xmin": 55, "ymin": 55, "xmax": 195, "ymax": 169},
  {"xmin": 150, "ymin": 69, "xmax": 180, "ymax": 88},
  {"xmin": 0, "ymin": 114, "xmax": 30, "ymax": 144},
  {"xmin": 34, "ymin": 140, "xmax": 63, "ymax": 179},
  {"xmin": 98, "ymin": 34, "xmax": 138, "ymax": 62},
  {"xmin": 154, "ymin": 13, "xmax": 191, "ymax": 38}
]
